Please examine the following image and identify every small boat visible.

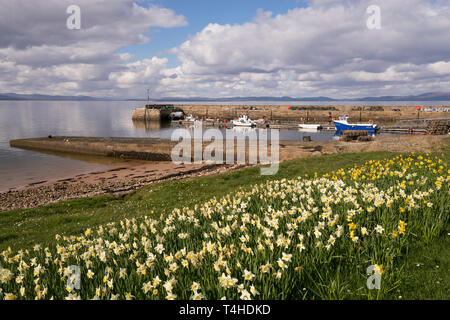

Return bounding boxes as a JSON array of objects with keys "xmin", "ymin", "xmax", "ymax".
[
  {"xmin": 333, "ymin": 116, "xmax": 379, "ymax": 133},
  {"xmin": 232, "ymin": 114, "xmax": 257, "ymax": 127},
  {"xmin": 298, "ymin": 124, "xmax": 322, "ymax": 130},
  {"xmin": 170, "ymin": 108, "xmax": 185, "ymax": 120},
  {"xmin": 184, "ymin": 114, "xmax": 196, "ymax": 122}
]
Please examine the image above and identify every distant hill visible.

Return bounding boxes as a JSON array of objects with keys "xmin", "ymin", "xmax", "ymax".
[
  {"xmin": 356, "ymin": 92, "xmax": 450, "ymax": 101},
  {"xmin": 0, "ymin": 94, "xmax": 25, "ymax": 100},
  {"xmin": 127, "ymin": 92, "xmax": 450, "ymax": 101},
  {"xmin": 142, "ymin": 96, "xmax": 336, "ymax": 102},
  {"xmin": 0, "ymin": 93, "xmax": 105, "ymax": 101},
  {"xmin": 1, "ymin": 92, "xmax": 449, "ymax": 101}
]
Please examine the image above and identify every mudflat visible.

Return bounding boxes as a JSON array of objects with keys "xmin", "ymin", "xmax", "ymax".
[
  {"xmin": 2, "ymin": 134, "xmax": 448, "ymax": 212},
  {"xmin": 0, "ymin": 161, "xmax": 244, "ymax": 212}
]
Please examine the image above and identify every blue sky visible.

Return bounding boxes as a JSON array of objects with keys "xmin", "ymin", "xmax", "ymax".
[
  {"xmin": 1, "ymin": 0, "xmax": 449, "ymax": 98},
  {"xmin": 119, "ymin": 0, "xmax": 309, "ymax": 67}
]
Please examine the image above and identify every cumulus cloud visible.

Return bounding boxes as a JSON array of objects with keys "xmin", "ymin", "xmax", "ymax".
[
  {"xmin": 109, "ymin": 57, "xmax": 168, "ymax": 88},
  {"xmin": 0, "ymin": 0, "xmax": 186, "ymax": 96},
  {"xmin": 162, "ymin": 0, "xmax": 450, "ymax": 98},
  {"xmin": 1, "ymin": 0, "xmax": 450, "ymax": 98},
  {"xmin": 0, "ymin": 0, "xmax": 187, "ymax": 49}
]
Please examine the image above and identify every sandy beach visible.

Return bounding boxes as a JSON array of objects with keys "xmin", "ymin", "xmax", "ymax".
[
  {"xmin": 0, "ymin": 161, "xmax": 246, "ymax": 212},
  {"xmin": 2, "ymin": 133, "xmax": 448, "ymax": 212}
]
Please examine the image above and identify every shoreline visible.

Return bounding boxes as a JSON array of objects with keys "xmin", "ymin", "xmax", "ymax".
[
  {"xmin": 0, "ymin": 161, "xmax": 246, "ymax": 212},
  {"xmin": 2, "ymin": 134, "xmax": 448, "ymax": 212},
  {"xmin": 0, "ymin": 161, "xmax": 127, "ymax": 194}
]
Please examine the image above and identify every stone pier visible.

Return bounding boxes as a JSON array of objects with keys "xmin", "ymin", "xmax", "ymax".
[{"xmin": 10, "ymin": 135, "xmax": 449, "ymax": 163}]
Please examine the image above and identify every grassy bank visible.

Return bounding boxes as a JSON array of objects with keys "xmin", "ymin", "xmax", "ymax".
[
  {"xmin": 1, "ymin": 139, "xmax": 449, "ymax": 300},
  {"xmin": 392, "ymin": 227, "xmax": 449, "ymax": 299},
  {"xmin": 1, "ymin": 151, "xmax": 401, "ymax": 251},
  {"xmin": 0, "ymin": 151, "xmax": 448, "ymax": 300}
]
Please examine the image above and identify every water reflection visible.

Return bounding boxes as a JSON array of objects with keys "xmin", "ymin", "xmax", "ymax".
[
  {"xmin": 12, "ymin": 146, "xmax": 145, "ymax": 166},
  {"xmin": 131, "ymin": 120, "xmax": 338, "ymax": 141},
  {"xmin": 132, "ymin": 120, "xmax": 172, "ymax": 132},
  {"xmin": 0, "ymin": 100, "xmax": 413, "ymax": 191},
  {"xmin": 231, "ymin": 127, "xmax": 257, "ymax": 135}
]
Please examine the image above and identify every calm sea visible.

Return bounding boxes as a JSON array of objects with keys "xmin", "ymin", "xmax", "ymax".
[{"xmin": 1, "ymin": 100, "xmax": 449, "ymax": 191}]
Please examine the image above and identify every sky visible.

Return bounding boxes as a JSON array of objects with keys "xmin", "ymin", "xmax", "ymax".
[{"xmin": 0, "ymin": 0, "xmax": 449, "ymax": 99}]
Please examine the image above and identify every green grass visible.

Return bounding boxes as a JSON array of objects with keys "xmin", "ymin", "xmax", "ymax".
[
  {"xmin": 389, "ymin": 225, "xmax": 449, "ymax": 300},
  {"xmin": 1, "ymin": 151, "xmax": 401, "ymax": 251},
  {"xmin": 1, "ymin": 137, "xmax": 449, "ymax": 300}
]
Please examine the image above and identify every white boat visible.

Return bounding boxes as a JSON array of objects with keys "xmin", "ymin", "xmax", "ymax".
[
  {"xmin": 298, "ymin": 124, "xmax": 322, "ymax": 130},
  {"xmin": 170, "ymin": 110, "xmax": 184, "ymax": 120},
  {"xmin": 232, "ymin": 114, "xmax": 257, "ymax": 127},
  {"xmin": 184, "ymin": 114, "xmax": 196, "ymax": 122}
]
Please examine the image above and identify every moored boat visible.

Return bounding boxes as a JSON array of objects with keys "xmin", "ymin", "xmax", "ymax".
[
  {"xmin": 232, "ymin": 114, "xmax": 257, "ymax": 127},
  {"xmin": 333, "ymin": 116, "xmax": 379, "ymax": 133},
  {"xmin": 170, "ymin": 108, "xmax": 185, "ymax": 120},
  {"xmin": 184, "ymin": 114, "xmax": 196, "ymax": 122}
]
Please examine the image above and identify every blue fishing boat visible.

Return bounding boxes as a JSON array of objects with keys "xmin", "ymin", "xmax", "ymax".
[{"xmin": 334, "ymin": 116, "xmax": 379, "ymax": 133}]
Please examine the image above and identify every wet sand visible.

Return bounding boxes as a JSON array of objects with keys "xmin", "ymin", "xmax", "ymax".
[
  {"xmin": 2, "ymin": 134, "xmax": 448, "ymax": 212},
  {"xmin": 0, "ymin": 161, "xmax": 245, "ymax": 212}
]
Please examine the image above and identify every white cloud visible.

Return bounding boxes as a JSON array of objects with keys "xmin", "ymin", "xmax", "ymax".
[
  {"xmin": 159, "ymin": 0, "xmax": 450, "ymax": 98},
  {"xmin": 0, "ymin": 0, "xmax": 186, "ymax": 96},
  {"xmin": 1, "ymin": 0, "xmax": 450, "ymax": 98},
  {"xmin": 109, "ymin": 57, "xmax": 168, "ymax": 88},
  {"xmin": 428, "ymin": 61, "xmax": 450, "ymax": 75}
]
